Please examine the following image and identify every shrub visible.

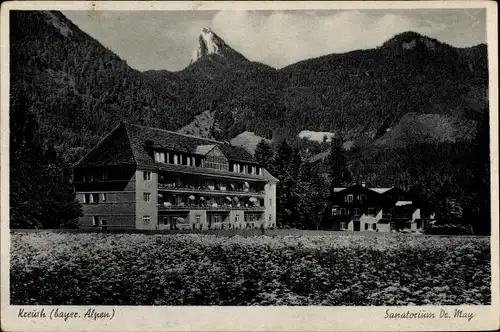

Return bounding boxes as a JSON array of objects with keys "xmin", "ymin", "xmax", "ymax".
[{"xmin": 424, "ymin": 224, "xmax": 474, "ymax": 235}]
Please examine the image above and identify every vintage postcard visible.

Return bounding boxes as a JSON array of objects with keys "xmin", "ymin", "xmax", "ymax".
[{"xmin": 1, "ymin": 1, "xmax": 498, "ymax": 331}]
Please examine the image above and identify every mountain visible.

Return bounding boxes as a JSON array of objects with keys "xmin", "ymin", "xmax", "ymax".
[
  {"xmin": 10, "ymin": 11, "xmax": 488, "ymax": 157},
  {"xmin": 190, "ymin": 28, "xmax": 249, "ymax": 65},
  {"xmin": 9, "ymin": 11, "xmax": 490, "ymax": 232},
  {"xmin": 10, "ymin": 10, "xmax": 199, "ymax": 162}
]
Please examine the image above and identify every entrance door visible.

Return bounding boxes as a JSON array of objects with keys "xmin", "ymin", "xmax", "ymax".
[{"xmin": 353, "ymin": 220, "xmax": 360, "ymax": 231}]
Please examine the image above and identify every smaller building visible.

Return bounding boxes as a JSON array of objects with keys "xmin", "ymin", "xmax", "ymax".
[{"xmin": 330, "ymin": 183, "xmax": 435, "ymax": 232}]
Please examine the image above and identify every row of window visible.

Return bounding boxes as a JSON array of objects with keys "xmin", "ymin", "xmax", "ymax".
[
  {"xmin": 83, "ymin": 193, "xmax": 152, "ymax": 204},
  {"xmin": 83, "ymin": 193, "xmax": 107, "ymax": 204},
  {"xmin": 344, "ymin": 194, "xmax": 367, "ymax": 202},
  {"xmin": 153, "ymin": 151, "xmax": 262, "ymax": 175},
  {"xmin": 333, "ymin": 207, "xmax": 376, "ymax": 216},
  {"xmin": 343, "ymin": 194, "xmax": 405, "ymax": 202},
  {"xmin": 232, "ymin": 163, "xmax": 261, "ymax": 176},
  {"xmin": 154, "ymin": 151, "xmax": 199, "ymax": 167},
  {"xmin": 162, "ymin": 214, "xmax": 272, "ymax": 224},
  {"xmin": 92, "ymin": 216, "xmax": 106, "ymax": 226},
  {"xmin": 82, "ymin": 172, "xmax": 108, "ymax": 183},
  {"xmin": 340, "ymin": 222, "xmax": 379, "ymax": 231}
]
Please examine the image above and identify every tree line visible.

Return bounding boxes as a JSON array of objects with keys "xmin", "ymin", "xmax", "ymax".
[{"xmin": 254, "ymin": 123, "xmax": 490, "ymax": 235}]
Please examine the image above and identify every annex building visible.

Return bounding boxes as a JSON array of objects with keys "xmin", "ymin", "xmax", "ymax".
[
  {"xmin": 72, "ymin": 122, "xmax": 278, "ymax": 230},
  {"xmin": 331, "ymin": 183, "xmax": 436, "ymax": 232}
]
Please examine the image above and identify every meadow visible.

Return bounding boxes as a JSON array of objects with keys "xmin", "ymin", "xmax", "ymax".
[{"xmin": 10, "ymin": 231, "xmax": 490, "ymax": 305}]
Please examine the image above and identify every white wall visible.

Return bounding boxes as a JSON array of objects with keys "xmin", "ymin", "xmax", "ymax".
[
  {"xmin": 135, "ymin": 169, "xmax": 158, "ymax": 230},
  {"xmin": 264, "ymin": 182, "xmax": 277, "ymax": 228}
]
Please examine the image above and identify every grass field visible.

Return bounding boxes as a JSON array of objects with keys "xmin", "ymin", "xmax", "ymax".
[{"xmin": 10, "ymin": 231, "xmax": 490, "ymax": 306}]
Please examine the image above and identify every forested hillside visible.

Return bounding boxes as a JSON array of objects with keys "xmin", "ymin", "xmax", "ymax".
[
  {"xmin": 10, "ymin": 11, "xmax": 188, "ymax": 162},
  {"xmin": 11, "ymin": 11, "xmax": 488, "ymax": 157},
  {"xmin": 9, "ymin": 11, "xmax": 491, "ymax": 232}
]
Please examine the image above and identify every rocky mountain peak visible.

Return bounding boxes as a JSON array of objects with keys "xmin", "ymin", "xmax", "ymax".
[{"xmin": 190, "ymin": 28, "xmax": 248, "ymax": 65}]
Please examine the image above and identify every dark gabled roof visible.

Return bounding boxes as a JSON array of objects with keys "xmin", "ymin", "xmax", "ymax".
[
  {"xmin": 72, "ymin": 123, "xmax": 136, "ymax": 168},
  {"xmin": 74, "ymin": 122, "xmax": 260, "ymax": 169},
  {"xmin": 123, "ymin": 123, "xmax": 257, "ymax": 165}
]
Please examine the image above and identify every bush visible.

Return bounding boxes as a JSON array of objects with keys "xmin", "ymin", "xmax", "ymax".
[
  {"xmin": 10, "ymin": 232, "xmax": 490, "ymax": 305},
  {"xmin": 424, "ymin": 224, "xmax": 474, "ymax": 235}
]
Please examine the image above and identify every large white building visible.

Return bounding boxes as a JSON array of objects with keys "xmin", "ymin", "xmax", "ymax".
[{"xmin": 72, "ymin": 122, "xmax": 278, "ymax": 230}]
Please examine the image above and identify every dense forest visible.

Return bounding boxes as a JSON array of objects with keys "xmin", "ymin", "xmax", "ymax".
[
  {"xmin": 254, "ymin": 120, "xmax": 490, "ymax": 235},
  {"xmin": 9, "ymin": 11, "xmax": 491, "ymax": 233}
]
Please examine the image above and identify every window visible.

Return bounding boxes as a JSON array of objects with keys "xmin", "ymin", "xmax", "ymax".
[
  {"xmin": 154, "ymin": 152, "xmax": 165, "ymax": 163},
  {"xmin": 143, "ymin": 215, "xmax": 151, "ymax": 225},
  {"xmin": 163, "ymin": 217, "xmax": 169, "ymax": 225},
  {"xmin": 269, "ymin": 214, "xmax": 272, "ymax": 222},
  {"xmin": 187, "ymin": 157, "xmax": 191, "ymax": 166},
  {"xmin": 143, "ymin": 171, "xmax": 152, "ymax": 181},
  {"xmin": 251, "ymin": 166, "xmax": 256, "ymax": 175},
  {"xmin": 173, "ymin": 155, "xmax": 178, "ymax": 165},
  {"xmin": 196, "ymin": 215, "xmax": 201, "ymax": 223},
  {"xmin": 83, "ymin": 175, "xmax": 87, "ymax": 183},
  {"xmin": 235, "ymin": 214, "xmax": 240, "ymax": 223},
  {"xmin": 340, "ymin": 208, "xmax": 347, "ymax": 216},
  {"xmin": 347, "ymin": 195, "xmax": 354, "ymax": 202},
  {"xmin": 372, "ymin": 223, "xmax": 377, "ymax": 230},
  {"xmin": 256, "ymin": 167, "xmax": 261, "ymax": 175},
  {"xmin": 214, "ymin": 216, "xmax": 220, "ymax": 223},
  {"xmin": 100, "ymin": 172, "xmax": 108, "ymax": 181},
  {"xmin": 101, "ymin": 193, "xmax": 107, "ymax": 202},
  {"xmin": 340, "ymin": 222, "xmax": 347, "ymax": 230},
  {"xmin": 100, "ymin": 219, "xmax": 107, "ymax": 226},
  {"xmin": 89, "ymin": 174, "xmax": 95, "ymax": 183},
  {"xmin": 83, "ymin": 193, "xmax": 90, "ymax": 204},
  {"xmin": 354, "ymin": 208, "xmax": 360, "ymax": 216},
  {"xmin": 360, "ymin": 194, "xmax": 367, "ymax": 202},
  {"xmin": 89, "ymin": 193, "xmax": 98, "ymax": 204},
  {"xmin": 388, "ymin": 196, "xmax": 393, "ymax": 201},
  {"xmin": 143, "ymin": 193, "xmax": 151, "ymax": 202},
  {"xmin": 399, "ymin": 196, "xmax": 404, "ymax": 201},
  {"xmin": 368, "ymin": 208, "xmax": 375, "ymax": 216},
  {"xmin": 92, "ymin": 216, "xmax": 99, "ymax": 227},
  {"xmin": 365, "ymin": 223, "xmax": 369, "ymax": 230},
  {"xmin": 269, "ymin": 198, "xmax": 272, "ymax": 206}
]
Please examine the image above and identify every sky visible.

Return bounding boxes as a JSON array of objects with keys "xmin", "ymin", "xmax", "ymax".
[{"xmin": 63, "ymin": 9, "xmax": 486, "ymax": 72}]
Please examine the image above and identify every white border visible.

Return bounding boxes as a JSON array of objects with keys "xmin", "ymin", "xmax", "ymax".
[{"xmin": 1, "ymin": 1, "xmax": 498, "ymax": 331}]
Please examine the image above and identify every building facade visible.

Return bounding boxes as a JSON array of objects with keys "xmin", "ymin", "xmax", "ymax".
[
  {"xmin": 331, "ymin": 184, "xmax": 435, "ymax": 232},
  {"xmin": 72, "ymin": 122, "xmax": 278, "ymax": 230}
]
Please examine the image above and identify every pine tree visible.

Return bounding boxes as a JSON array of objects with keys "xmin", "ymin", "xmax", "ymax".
[
  {"xmin": 254, "ymin": 139, "xmax": 274, "ymax": 172},
  {"xmin": 462, "ymin": 109, "xmax": 490, "ymax": 234},
  {"xmin": 327, "ymin": 134, "xmax": 351, "ymax": 196},
  {"xmin": 273, "ymin": 140, "xmax": 300, "ymax": 227},
  {"xmin": 10, "ymin": 85, "xmax": 82, "ymax": 229},
  {"xmin": 293, "ymin": 160, "xmax": 330, "ymax": 229}
]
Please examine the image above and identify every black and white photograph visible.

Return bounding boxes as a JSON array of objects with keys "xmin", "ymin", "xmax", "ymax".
[{"xmin": 1, "ymin": 1, "xmax": 498, "ymax": 331}]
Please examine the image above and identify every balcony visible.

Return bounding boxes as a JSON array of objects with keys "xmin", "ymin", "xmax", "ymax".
[
  {"xmin": 158, "ymin": 183, "xmax": 265, "ymax": 197},
  {"xmin": 158, "ymin": 204, "xmax": 265, "ymax": 211}
]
